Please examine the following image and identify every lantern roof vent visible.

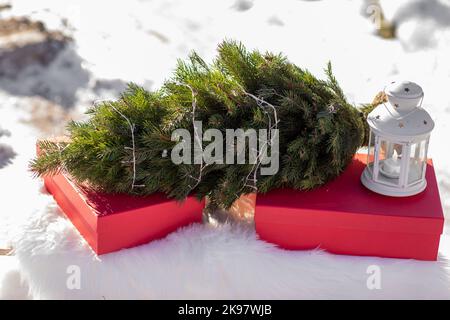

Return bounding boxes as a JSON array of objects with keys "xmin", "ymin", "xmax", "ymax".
[
  {"xmin": 367, "ymin": 81, "xmax": 434, "ymax": 139},
  {"xmin": 385, "ymin": 80, "xmax": 423, "ymax": 100}
]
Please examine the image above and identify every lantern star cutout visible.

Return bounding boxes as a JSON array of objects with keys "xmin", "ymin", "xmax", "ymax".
[
  {"xmin": 394, "ymin": 103, "xmax": 399, "ymax": 108},
  {"xmin": 424, "ymin": 120, "xmax": 428, "ymax": 125},
  {"xmin": 375, "ymin": 115, "xmax": 381, "ymax": 120},
  {"xmin": 404, "ymin": 87, "xmax": 410, "ymax": 92}
]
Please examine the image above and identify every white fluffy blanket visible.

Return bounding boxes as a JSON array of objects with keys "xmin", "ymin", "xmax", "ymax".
[{"xmin": 4, "ymin": 190, "xmax": 450, "ymax": 299}]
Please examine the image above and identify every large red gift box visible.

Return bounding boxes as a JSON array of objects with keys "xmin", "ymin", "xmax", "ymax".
[
  {"xmin": 255, "ymin": 154, "xmax": 444, "ymax": 260},
  {"xmin": 43, "ymin": 173, "xmax": 204, "ymax": 255}
]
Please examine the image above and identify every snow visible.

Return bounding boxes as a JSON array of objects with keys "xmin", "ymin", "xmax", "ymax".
[{"xmin": 1, "ymin": 0, "xmax": 450, "ymax": 299}]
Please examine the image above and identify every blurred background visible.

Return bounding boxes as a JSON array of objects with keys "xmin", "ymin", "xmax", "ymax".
[{"xmin": 1, "ymin": 0, "xmax": 450, "ymax": 246}]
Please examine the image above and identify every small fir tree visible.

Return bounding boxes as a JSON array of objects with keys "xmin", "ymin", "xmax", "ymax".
[{"xmin": 31, "ymin": 40, "xmax": 374, "ymax": 209}]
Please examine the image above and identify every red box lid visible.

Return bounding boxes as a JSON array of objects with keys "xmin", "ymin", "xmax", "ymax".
[
  {"xmin": 54, "ymin": 174, "xmax": 203, "ymax": 235},
  {"xmin": 256, "ymin": 154, "xmax": 444, "ymax": 235},
  {"xmin": 44, "ymin": 173, "xmax": 204, "ymax": 254}
]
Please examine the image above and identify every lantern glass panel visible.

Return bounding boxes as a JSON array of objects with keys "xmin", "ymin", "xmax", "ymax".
[
  {"xmin": 407, "ymin": 139, "xmax": 427, "ymax": 186},
  {"xmin": 376, "ymin": 139, "xmax": 404, "ymax": 186}
]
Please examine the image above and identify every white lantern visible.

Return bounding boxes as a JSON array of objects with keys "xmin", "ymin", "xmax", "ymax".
[{"xmin": 361, "ymin": 81, "xmax": 434, "ymax": 197}]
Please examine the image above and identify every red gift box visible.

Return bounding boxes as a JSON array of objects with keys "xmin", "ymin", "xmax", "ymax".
[
  {"xmin": 43, "ymin": 173, "xmax": 204, "ymax": 255},
  {"xmin": 255, "ymin": 154, "xmax": 444, "ymax": 260}
]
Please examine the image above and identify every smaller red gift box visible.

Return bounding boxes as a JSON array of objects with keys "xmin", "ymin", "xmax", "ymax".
[
  {"xmin": 43, "ymin": 173, "xmax": 204, "ymax": 255},
  {"xmin": 255, "ymin": 154, "xmax": 444, "ymax": 261}
]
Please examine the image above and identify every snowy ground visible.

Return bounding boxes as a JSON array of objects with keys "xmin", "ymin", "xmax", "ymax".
[{"xmin": 1, "ymin": 0, "xmax": 450, "ymax": 299}]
